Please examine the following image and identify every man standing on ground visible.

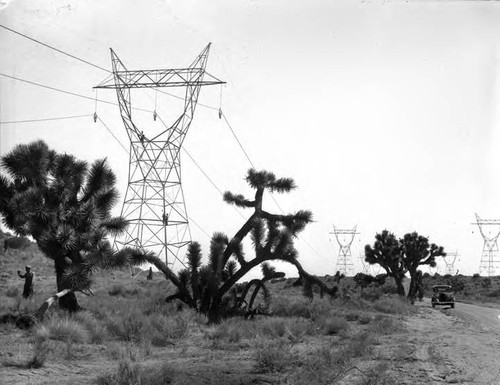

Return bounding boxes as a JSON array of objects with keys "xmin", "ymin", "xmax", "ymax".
[{"xmin": 17, "ymin": 265, "xmax": 34, "ymax": 298}]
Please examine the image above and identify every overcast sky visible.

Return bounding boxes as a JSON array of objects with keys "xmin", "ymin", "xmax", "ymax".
[{"xmin": 2, "ymin": 0, "xmax": 500, "ymax": 277}]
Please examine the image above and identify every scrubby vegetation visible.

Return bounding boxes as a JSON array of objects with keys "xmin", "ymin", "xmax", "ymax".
[{"xmin": 1, "ymin": 245, "xmax": 413, "ymax": 384}]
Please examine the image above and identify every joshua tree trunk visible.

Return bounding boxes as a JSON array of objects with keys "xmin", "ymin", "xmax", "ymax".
[
  {"xmin": 55, "ymin": 260, "xmax": 79, "ymax": 312},
  {"xmin": 394, "ymin": 277, "xmax": 405, "ymax": 297}
]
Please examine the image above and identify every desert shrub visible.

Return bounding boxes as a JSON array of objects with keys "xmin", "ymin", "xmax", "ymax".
[
  {"xmin": 105, "ymin": 310, "xmax": 145, "ymax": 342},
  {"xmin": 317, "ymin": 316, "xmax": 348, "ymax": 335},
  {"xmin": 254, "ymin": 341, "xmax": 291, "ymax": 373},
  {"xmin": 73, "ymin": 311, "xmax": 107, "ymax": 344},
  {"xmin": 342, "ymin": 331, "xmax": 375, "ymax": 357},
  {"xmin": 259, "ymin": 317, "xmax": 287, "ymax": 338},
  {"xmin": 3, "ymin": 236, "xmax": 31, "ymax": 251},
  {"xmin": 97, "ymin": 360, "xmax": 175, "ymax": 385},
  {"xmin": 108, "ymin": 285, "xmax": 140, "ymax": 297},
  {"xmin": 367, "ymin": 316, "xmax": 401, "ymax": 335},
  {"xmin": 288, "ymin": 342, "xmax": 349, "ymax": 385},
  {"xmin": 486, "ymin": 289, "xmax": 500, "ymax": 298},
  {"xmin": 373, "ymin": 296, "xmax": 414, "ymax": 315},
  {"xmin": 358, "ymin": 315, "xmax": 371, "ymax": 325},
  {"xmin": 271, "ymin": 297, "xmax": 311, "ymax": 318},
  {"xmin": 344, "ymin": 311, "xmax": 360, "ymax": 322},
  {"xmin": 25, "ymin": 338, "xmax": 49, "ymax": 368},
  {"xmin": 44, "ymin": 316, "xmax": 88, "ymax": 343},
  {"xmin": 145, "ymin": 313, "xmax": 189, "ymax": 346},
  {"xmin": 204, "ymin": 317, "xmax": 267, "ymax": 345},
  {"xmin": 5, "ymin": 287, "xmax": 19, "ymax": 298},
  {"xmin": 472, "ymin": 273, "xmax": 480, "ymax": 279},
  {"xmin": 482, "ymin": 278, "xmax": 492, "ymax": 288}
]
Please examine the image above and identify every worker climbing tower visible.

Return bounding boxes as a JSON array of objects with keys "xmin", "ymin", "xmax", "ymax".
[
  {"xmin": 330, "ymin": 225, "xmax": 358, "ymax": 276},
  {"xmin": 472, "ymin": 213, "xmax": 500, "ymax": 276},
  {"xmin": 95, "ymin": 44, "xmax": 224, "ymax": 267}
]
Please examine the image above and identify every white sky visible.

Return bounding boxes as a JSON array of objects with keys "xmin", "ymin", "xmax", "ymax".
[{"xmin": 1, "ymin": 0, "xmax": 500, "ymax": 277}]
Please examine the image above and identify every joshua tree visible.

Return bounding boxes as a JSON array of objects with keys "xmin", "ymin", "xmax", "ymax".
[
  {"xmin": 126, "ymin": 169, "xmax": 338, "ymax": 322},
  {"xmin": 400, "ymin": 232, "xmax": 445, "ymax": 300},
  {"xmin": 365, "ymin": 230, "xmax": 406, "ymax": 296},
  {"xmin": 365, "ymin": 230, "xmax": 445, "ymax": 298},
  {"xmin": 0, "ymin": 140, "xmax": 132, "ymax": 312}
]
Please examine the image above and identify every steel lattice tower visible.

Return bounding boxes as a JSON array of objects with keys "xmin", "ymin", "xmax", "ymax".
[
  {"xmin": 443, "ymin": 251, "xmax": 459, "ymax": 276},
  {"xmin": 472, "ymin": 213, "xmax": 500, "ymax": 276},
  {"xmin": 330, "ymin": 225, "xmax": 358, "ymax": 276},
  {"xmin": 95, "ymin": 44, "xmax": 224, "ymax": 267}
]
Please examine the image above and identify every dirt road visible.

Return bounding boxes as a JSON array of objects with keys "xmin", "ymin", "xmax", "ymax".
[
  {"xmin": 394, "ymin": 300, "xmax": 500, "ymax": 384},
  {"xmin": 454, "ymin": 301, "xmax": 500, "ymax": 333}
]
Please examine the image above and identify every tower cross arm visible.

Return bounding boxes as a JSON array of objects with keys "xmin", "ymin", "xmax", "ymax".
[{"xmin": 94, "ymin": 68, "xmax": 225, "ymax": 89}]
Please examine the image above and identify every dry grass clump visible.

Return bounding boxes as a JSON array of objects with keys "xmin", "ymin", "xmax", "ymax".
[
  {"xmin": 97, "ymin": 359, "xmax": 176, "ymax": 385},
  {"xmin": 254, "ymin": 340, "xmax": 292, "ymax": 373},
  {"xmin": 317, "ymin": 315, "xmax": 349, "ymax": 335},
  {"xmin": 43, "ymin": 315, "xmax": 89, "ymax": 343},
  {"xmin": 373, "ymin": 296, "xmax": 415, "ymax": 315}
]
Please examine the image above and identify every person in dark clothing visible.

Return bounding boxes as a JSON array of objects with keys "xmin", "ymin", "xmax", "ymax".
[
  {"xmin": 17, "ymin": 266, "xmax": 34, "ymax": 298},
  {"xmin": 147, "ymin": 267, "xmax": 153, "ymax": 281}
]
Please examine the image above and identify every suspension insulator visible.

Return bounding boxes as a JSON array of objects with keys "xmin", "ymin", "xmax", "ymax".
[
  {"xmin": 93, "ymin": 112, "xmax": 97, "ymax": 123},
  {"xmin": 218, "ymin": 108, "xmax": 222, "ymax": 119},
  {"xmin": 153, "ymin": 110, "xmax": 157, "ymax": 121}
]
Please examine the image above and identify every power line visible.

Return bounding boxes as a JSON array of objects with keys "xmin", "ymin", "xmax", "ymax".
[
  {"xmin": 0, "ymin": 72, "xmax": 153, "ymax": 113},
  {"xmin": 1, "ymin": 24, "xmax": 327, "ymax": 261},
  {"xmin": 0, "ymin": 113, "xmax": 92, "ymax": 125},
  {"xmin": 220, "ymin": 110, "xmax": 330, "ymax": 262},
  {"xmin": 0, "ymin": 24, "xmax": 110, "ymax": 73},
  {"xmin": 221, "ymin": 111, "xmax": 256, "ymax": 169},
  {"xmin": 96, "ymin": 116, "xmax": 129, "ymax": 154},
  {"xmin": 0, "ymin": 24, "xmax": 219, "ymax": 111}
]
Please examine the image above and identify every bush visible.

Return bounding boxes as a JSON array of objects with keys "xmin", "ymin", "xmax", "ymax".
[
  {"xmin": 97, "ymin": 360, "xmax": 176, "ymax": 385},
  {"xmin": 73, "ymin": 311, "xmax": 107, "ymax": 344},
  {"xmin": 44, "ymin": 316, "xmax": 88, "ymax": 343},
  {"xmin": 318, "ymin": 316, "xmax": 348, "ymax": 335},
  {"xmin": 105, "ymin": 311, "xmax": 145, "ymax": 342},
  {"xmin": 373, "ymin": 296, "xmax": 414, "ymax": 315},
  {"xmin": 254, "ymin": 341, "xmax": 291, "ymax": 373},
  {"xmin": 5, "ymin": 287, "xmax": 19, "ymax": 298}
]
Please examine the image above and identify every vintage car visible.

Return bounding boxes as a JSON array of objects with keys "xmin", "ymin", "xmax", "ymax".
[{"xmin": 431, "ymin": 285, "xmax": 455, "ymax": 309}]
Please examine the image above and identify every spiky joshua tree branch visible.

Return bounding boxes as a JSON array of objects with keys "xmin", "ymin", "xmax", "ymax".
[{"xmin": 130, "ymin": 169, "xmax": 338, "ymax": 322}]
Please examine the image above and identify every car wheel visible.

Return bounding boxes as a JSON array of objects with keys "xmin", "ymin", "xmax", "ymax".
[
  {"xmin": 432, "ymin": 303, "xmax": 435, "ymax": 308},
  {"xmin": 451, "ymin": 303, "xmax": 454, "ymax": 309}
]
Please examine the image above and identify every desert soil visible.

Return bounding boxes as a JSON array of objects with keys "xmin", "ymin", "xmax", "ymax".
[
  {"xmin": 373, "ymin": 299, "xmax": 500, "ymax": 385},
  {"xmin": 1, "ymin": 299, "xmax": 500, "ymax": 385}
]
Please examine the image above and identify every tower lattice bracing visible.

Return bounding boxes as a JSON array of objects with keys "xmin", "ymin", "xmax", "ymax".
[
  {"xmin": 472, "ymin": 214, "xmax": 500, "ymax": 276},
  {"xmin": 95, "ymin": 44, "xmax": 224, "ymax": 267},
  {"xmin": 330, "ymin": 225, "xmax": 358, "ymax": 276},
  {"xmin": 443, "ymin": 251, "xmax": 458, "ymax": 276}
]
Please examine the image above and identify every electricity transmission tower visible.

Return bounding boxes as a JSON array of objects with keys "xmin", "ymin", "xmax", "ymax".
[
  {"xmin": 330, "ymin": 225, "xmax": 358, "ymax": 276},
  {"xmin": 95, "ymin": 44, "xmax": 224, "ymax": 268},
  {"xmin": 443, "ymin": 251, "xmax": 459, "ymax": 275},
  {"xmin": 472, "ymin": 213, "xmax": 500, "ymax": 276}
]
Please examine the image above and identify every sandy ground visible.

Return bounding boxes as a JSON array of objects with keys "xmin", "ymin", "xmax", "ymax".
[{"xmin": 379, "ymin": 299, "xmax": 500, "ymax": 385}]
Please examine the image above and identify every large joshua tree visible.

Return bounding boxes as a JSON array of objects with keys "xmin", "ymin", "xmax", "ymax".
[
  {"xmin": 0, "ymin": 140, "xmax": 132, "ymax": 312},
  {"xmin": 365, "ymin": 230, "xmax": 445, "ymax": 298},
  {"xmin": 127, "ymin": 169, "xmax": 338, "ymax": 322}
]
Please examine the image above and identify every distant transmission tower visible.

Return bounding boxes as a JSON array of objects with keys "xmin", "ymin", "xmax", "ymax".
[
  {"xmin": 443, "ymin": 251, "xmax": 459, "ymax": 275},
  {"xmin": 95, "ymin": 44, "xmax": 224, "ymax": 268},
  {"xmin": 472, "ymin": 213, "xmax": 500, "ymax": 276},
  {"xmin": 330, "ymin": 225, "xmax": 358, "ymax": 276}
]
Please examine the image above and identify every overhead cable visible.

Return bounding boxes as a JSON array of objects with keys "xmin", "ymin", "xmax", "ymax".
[
  {"xmin": 0, "ymin": 72, "xmax": 153, "ymax": 113},
  {"xmin": 0, "ymin": 113, "xmax": 92, "ymax": 125}
]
